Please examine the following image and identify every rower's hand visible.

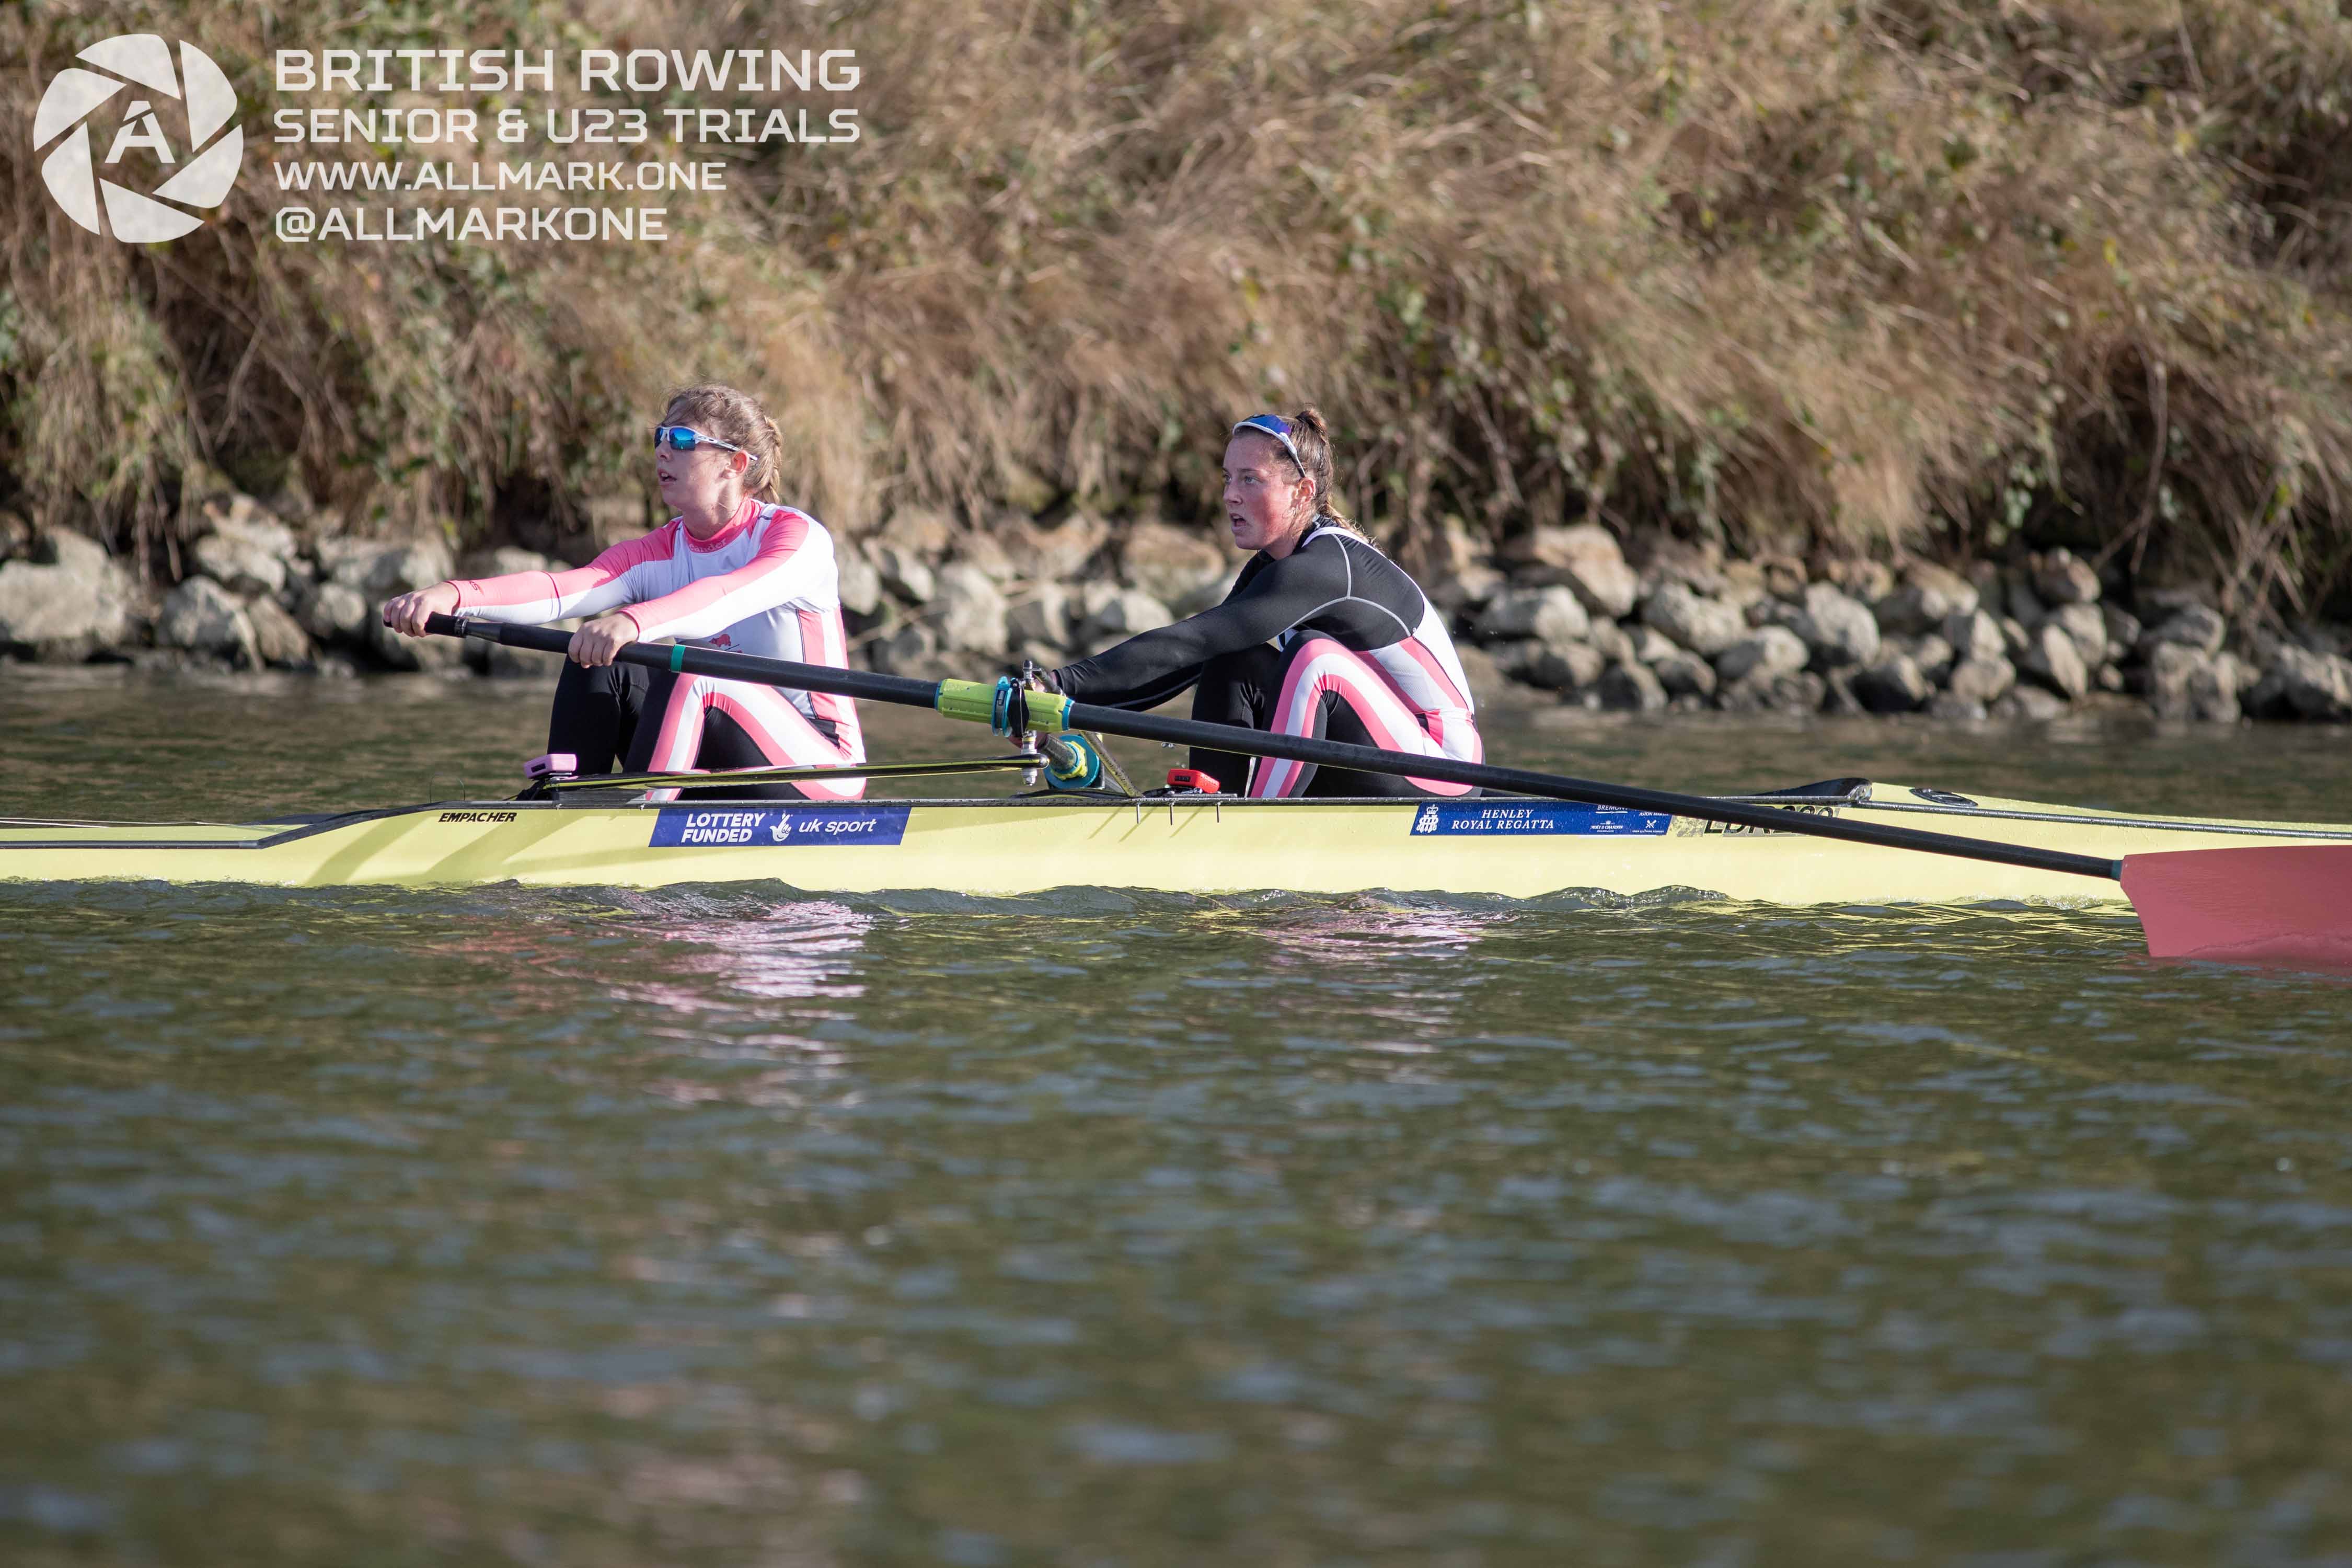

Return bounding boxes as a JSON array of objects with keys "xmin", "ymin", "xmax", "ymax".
[
  {"xmin": 568, "ymin": 612, "xmax": 639, "ymax": 668},
  {"xmin": 381, "ymin": 582, "xmax": 460, "ymax": 637}
]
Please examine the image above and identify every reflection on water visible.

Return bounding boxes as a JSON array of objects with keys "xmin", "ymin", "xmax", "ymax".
[{"xmin": 6, "ymin": 673, "xmax": 2352, "ymax": 1563}]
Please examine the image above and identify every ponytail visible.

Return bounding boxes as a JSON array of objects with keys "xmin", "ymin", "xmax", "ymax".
[{"xmin": 1284, "ymin": 406, "xmax": 1373, "ymax": 546}]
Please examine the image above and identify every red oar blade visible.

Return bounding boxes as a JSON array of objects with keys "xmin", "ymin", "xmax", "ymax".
[{"xmin": 2121, "ymin": 844, "xmax": 2352, "ymax": 965}]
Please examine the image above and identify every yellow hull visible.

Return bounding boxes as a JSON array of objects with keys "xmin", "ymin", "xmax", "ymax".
[{"xmin": 4, "ymin": 783, "xmax": 2349, "ymax": 905}]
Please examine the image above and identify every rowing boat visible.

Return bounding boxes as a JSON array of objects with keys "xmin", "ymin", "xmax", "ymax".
[
  {"xmin": 8, "ymin": 780, "xmax": 2348, "ymax": 903},
  {"xmin": 11, "ymin": 614, "xmax": 2345, "ymax": 961}
]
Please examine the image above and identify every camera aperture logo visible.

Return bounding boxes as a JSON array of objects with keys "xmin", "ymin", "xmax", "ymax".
[{"xmin": 33, "ymin": 35, "xmax": 243, "ymax": 244}]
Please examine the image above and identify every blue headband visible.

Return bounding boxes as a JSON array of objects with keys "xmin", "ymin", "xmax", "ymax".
[{"xmin": 1231, "ymin": 414, "xmax": 1307, "ymax": 479}]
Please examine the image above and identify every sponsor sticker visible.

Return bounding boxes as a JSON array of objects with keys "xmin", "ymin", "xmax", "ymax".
[
  {"xmin": 1408, "ymin": 801, "xmax": 1670, "ymax": 838},
  {"xmin": 652, "ymin": 804, "xmax": 910, "ymax": 848}
]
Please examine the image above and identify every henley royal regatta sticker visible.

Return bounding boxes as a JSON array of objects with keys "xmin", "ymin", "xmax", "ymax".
[
  {"xmin": 652, "ymin": 805, "xmax": 910, "ymax": 847},
  {"xmin": 1409, "ymin": 802, "xmax": 1671, "ymax": 837}
]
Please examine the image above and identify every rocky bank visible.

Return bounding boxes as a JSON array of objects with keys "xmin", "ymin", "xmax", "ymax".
[{"xmin": 4, "ymin": 491, "xmax": 2349, "ymax": 730}]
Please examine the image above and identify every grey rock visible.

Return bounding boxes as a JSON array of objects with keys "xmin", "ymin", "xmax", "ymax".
[
  {"xmin": 2096, "ymin": 662, "xmax": 2126, "ymax": 693},
  {"xmin": 950, "ymin": 527, "xmax": 1022, "ymax": 585},
  {"xmin": 457, "ymin": 546, "xmax": 564, "ymax": 579},
  {"xmin": 2030, "ymin": 547, "xmax": 2101, "ymax": 605},
  {"xmin": 1005, "ymin": 583, "xmax": 1073, "ymax": 650},
  {"xmin": 2188, "ymin": 663, "xmax": 2241, "ymax": 724},
  {"xmin": 1927, "ymin": 691, "xmax": 1987, "ymax": 723},
  {"xmin": 1521, "ymin": 641, "xmax": 1607, "ymax": 694},
  {"xmin": 1904, "ymin": 633, "xmax": 1956, "ymax": 683},
  {"xmin": 2214, "ymin": 650, "xmax": 2256, "ymax": 699},
  {"xmin": 880, "ymin": 508, "xmax": 956, "ymax": 560},
  {"xmin": 1944, "ymin": 654, "xmax": 2016, "ymax": 705},
  {"xmin": 2150, "ymin": 647, "xmax": 2241, "ymax": 723},
  {"xmin": 471, "ymin": 637, "xmax": 555, "ymax": 679},
  {"xmin": 1992, "ymin": 685, "xmax": 2068, "ymax": 721},
  {"xmin": 1080, "ymin": 585, "xmax": 1173, "ymax": 641},
  {"xmin": 1023, "ymin": 513, "xmax": 1112, "ymax": 580},
  {"xmin": 158, "ymin": 577, "xmax": 258, "ymax": 664},
  {"xmin": 245, "ymin": 594, "xmax": 314, "ymax": 667},
  {"xmin": 367, "ymin": 615, "xmax": 465, "ymax": 673},
  {"xmin": 1942, "ymin": 609, "xmax": 2005, "ymax": 663},
  {"xmin": 1873, "ymin": 562, "xmax": 1979, "ymax": 636},
  {"xmin": 0, "ymin": 531, "xmax": 132, "ymax": 657},
  {"xmin": 1597, "ymin": 659, "xmax": 1667, "ymax": 712},
  {"xmin": 2017, "ymin": 623, "xmax": 2088, "ymax": 700},
  {"xmin": 1121, "ymin": 522, "xmax": 1231, "ymax": 609},
  {"xmin": 1967, "ymin": 561, "xmax": 2005, "ymax": 621},
  {"xmin": 2002, "ymin": 567, "xmax": 2049, "ymax": 630},
  {"xmin": 1427, "ymin": 563, "xmax": 1505, "ymax": 615},
  {"xmin": 1650, "ymin": 646, "xmax": 1717, "ymax": 701},
  {"xmin": 1475, "ymin": 585, "xmax": 1589, "ymax": 646},
  {"xmin": 319, "ymin": 537, "xmax": 455, "ymax": 598},
  {"xmin": 2050, "ymin": 602, "xmax": 2107, "ymax": 668},
  {"xmin": 2244, "ymin": 644, "xmax": 2352, "ymax": 722},
  {"xmin": 1719, "ymin": 669, "xmax": 1828, "ymax": 714},
  {"xmin": 1506, "ymin": 523, "xmax": 1639, "ymax": 619},
  {"xmin": 2145, "ymin": 643, "xmax": 2206, "ymax": 719},
  {"xmin": 1630, "ymin": 625, "xmax": 1678, "ymax": 665},
  {"xmin": 2000, "ymin": 616, "xmax": 2031, "ymax": 657},
  {"xmin": 2139, "ymin": 604, "xmax": 2227, "ymax": 658},
  {"xmin": 868, "ymin": 619, "xmax": 943, "ymax": 677},
  {"xmin": 2288, "ymin": 619, "xmax": 2351, "ymax": 659},
  {"xmin": 292, "ymin": 580, "xmax": 372, "ymax": 645},
  {"xmin": 931, "ymin": 563, "xmax": 1009, "ymax": 656},
  {"xmin": 872, "ymin": 543, "xmax": 936, "ymax": 605},
  {"xmin": 2100, "ymin": 604, "xmax": 2142, "ymax": 652},
  {"xmin": 1713, "ymin": 625, "xmax": 1809, "ymax": 684},
  {"xmin": 834, "ymin": 543, "xmax": 883, "ymax": 617},
  {"xmin": 191, "ymin": 525, "xmax": 289, "ymax": 597},
  {"xmin": 1820, "ymin": 667, "xmax": 1866, "ymax": 717},
  {"xmin": 1852, "ymin": 654, "xmax": 1932, "ymax": 713},
  {"xmin": 1777, "ymin": 583, "xmax": 1880, "ymax": 668},
  {"xmin": 1640, "ymin": 582, "xmax": 1745, "ymax": 657},
  {"xmin": 1828, "ymin": 560, "xmax": 1895, "ymax": 605},
  {"xmin": 1586, "ymin": 619, "xmax": 1636, "ymax": 667}
]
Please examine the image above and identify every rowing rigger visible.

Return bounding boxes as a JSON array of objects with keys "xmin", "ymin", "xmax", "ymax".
[{"xmin": 417, "ymin": 614, "xmax": 2352, "ymax": 965}]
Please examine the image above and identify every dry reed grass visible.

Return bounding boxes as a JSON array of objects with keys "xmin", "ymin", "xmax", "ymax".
[{"xmin": 3, "ymin": 0, "xmax": 2348, "ymax": 614}]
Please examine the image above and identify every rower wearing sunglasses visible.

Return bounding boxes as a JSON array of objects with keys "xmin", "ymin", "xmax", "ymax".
[
  {"xmin": 381, "ymin": 383, "xmax": 866, "ymax": 800},
  {"xmin": 1034, "ymin": 407, "xmax": 1480, "ymax": 798}
]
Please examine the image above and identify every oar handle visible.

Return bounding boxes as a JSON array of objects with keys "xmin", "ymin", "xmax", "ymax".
[
  {"xmin": 423, "ymin": 614, "xmax": 2120, "ymax": 883},
  {"xmin": 426, "ymin": 613, "xmax": 940, "ymax": 707}
]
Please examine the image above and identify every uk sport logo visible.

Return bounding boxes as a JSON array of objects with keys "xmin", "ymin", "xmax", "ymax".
[{"xmin": 32, "ymin": 35, "xmax": 243, "ymax": 243}]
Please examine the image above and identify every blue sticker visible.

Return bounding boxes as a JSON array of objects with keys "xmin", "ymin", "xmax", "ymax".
[
  {"xmin": 652, "ymin": 804, "xmax": 910, "ymax": 848},
  {"xmin": 1408, "ymin": 800, "xmax": 1670, "ymax": 837}
]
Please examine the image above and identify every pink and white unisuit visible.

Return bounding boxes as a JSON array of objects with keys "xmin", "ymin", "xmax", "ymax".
[{"xmin": 446, "ymin": 495, "xmax": 867, "ymax": 798}]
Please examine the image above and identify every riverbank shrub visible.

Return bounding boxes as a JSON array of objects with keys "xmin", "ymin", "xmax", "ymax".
[{"xmin": 3, "ymin": 0, "xmax": 2348, "ymax": 615}]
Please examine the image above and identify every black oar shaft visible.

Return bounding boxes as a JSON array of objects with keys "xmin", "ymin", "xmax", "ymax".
[
  {"xmin": 1053, "ymin": 698, "xmax": 2116, "ymax": 880},
  {"xmin": 425, "ymin": 614, "xmax": 2119, "ymax": 883}
]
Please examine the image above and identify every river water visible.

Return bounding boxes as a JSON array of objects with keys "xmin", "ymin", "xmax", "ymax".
[{"xmin": 5, "ymin": 668, "xmax": 2351, "ymax": 1565}]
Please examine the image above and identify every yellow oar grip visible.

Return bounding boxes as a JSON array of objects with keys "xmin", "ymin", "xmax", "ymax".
[
  {"xmin": 1023, "ymin": 691, "xmax": 1073, "ymax": 732},
  {"xmin": 935, "ymin": 679, "xmax": 996, "ymax": 725},
  {"xmin": 933, "ymin": 678, "xmax": 1074, "ymax": 733}
]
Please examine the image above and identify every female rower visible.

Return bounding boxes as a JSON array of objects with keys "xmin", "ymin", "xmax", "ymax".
[
  {"xmin": 380, "ymin": 383, "xmax": 865, "ymax": 800},
  {"xmin": 1036, "ymin": 407, "xmax": 1479, "ymax": 797}
]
